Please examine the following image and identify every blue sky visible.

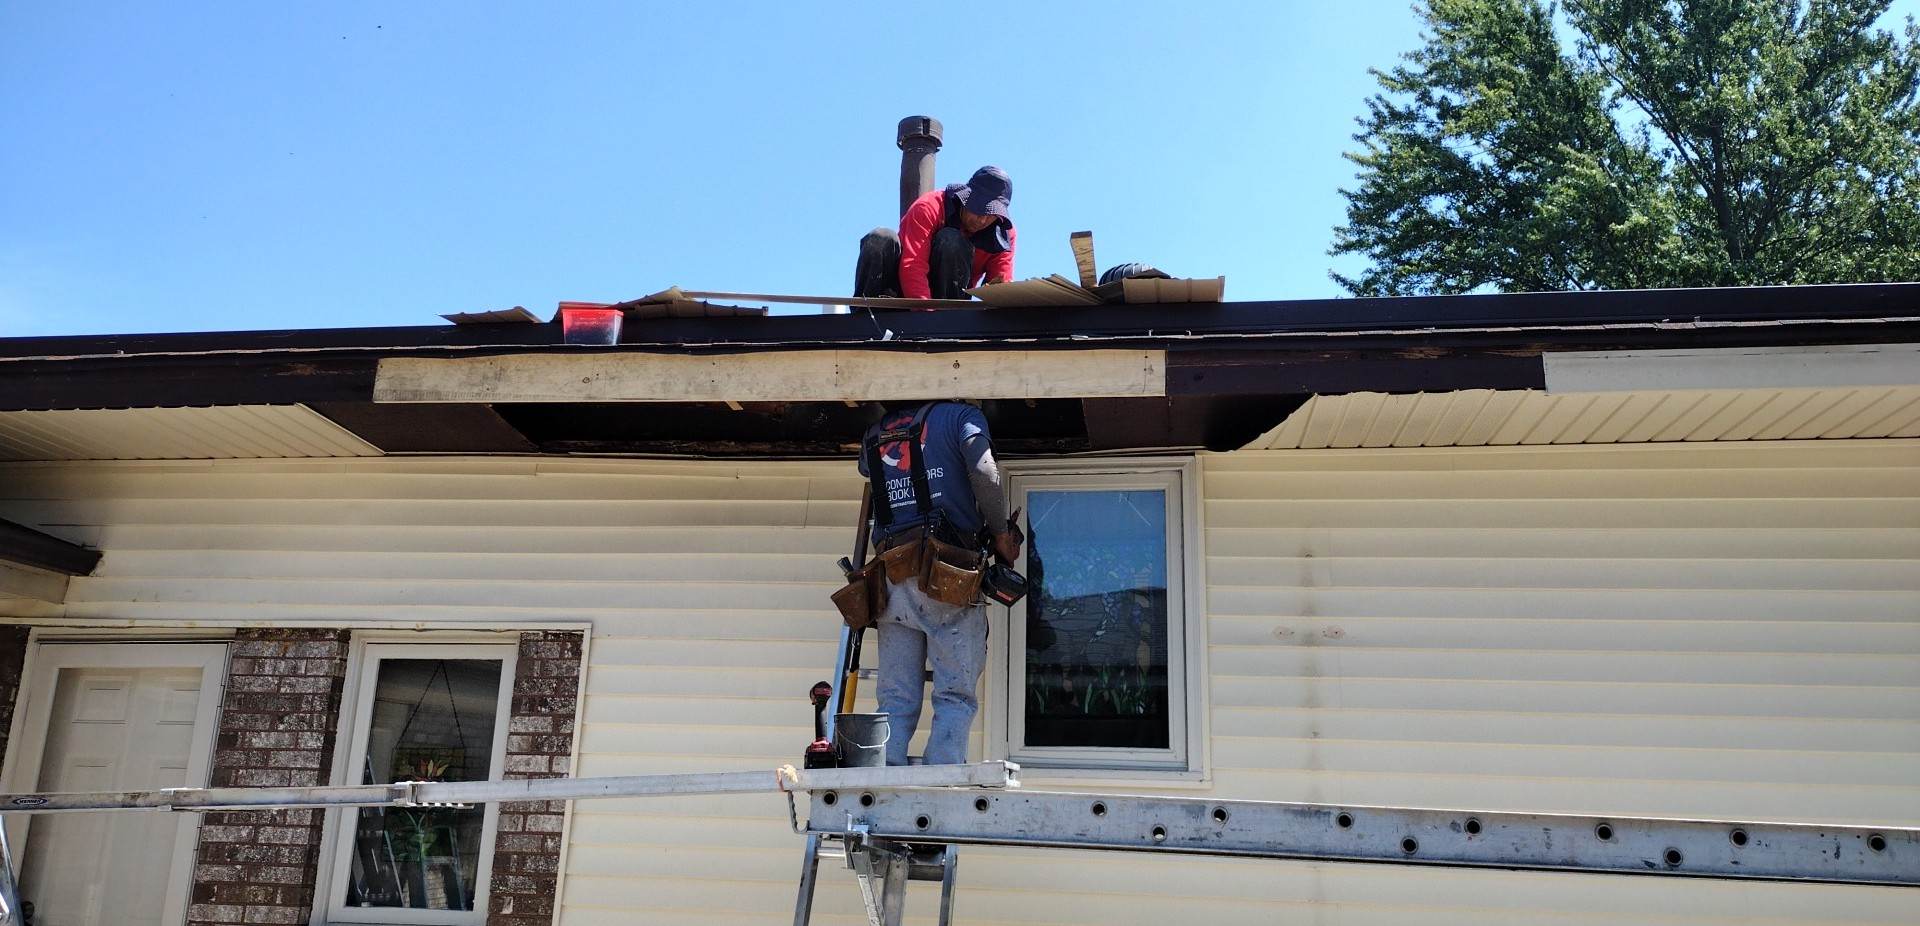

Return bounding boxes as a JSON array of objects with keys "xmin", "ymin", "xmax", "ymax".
[{"xmin": 3, "ymin": 2, "xmax": 1915, "ymax": 337}]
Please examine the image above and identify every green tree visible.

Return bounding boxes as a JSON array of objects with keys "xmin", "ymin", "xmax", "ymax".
[{"xmin": 1332, "ymin": 0, "xmax": 1920, "ymax": 295}]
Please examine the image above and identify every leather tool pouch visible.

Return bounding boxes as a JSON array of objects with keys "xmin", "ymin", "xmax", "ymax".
[
  {"xmin": 920, "ymin": 534, "xmax": 985, "ymax": 606},
  {"xmin": 831, "ymin": 559, "xmax": 888, "ymax": 629},
  {"xmin": 877, "ymin": 536, "xmax": 924, "ymax": 585}
]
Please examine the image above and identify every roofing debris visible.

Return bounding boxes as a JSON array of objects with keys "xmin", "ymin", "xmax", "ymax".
[
  {"xmin": 601, "ymin": 287, "xmax": 769, "ymax": 319},
  {"xmin": 442, "ymin": 306, "xmax": 543, "ymax": 325},
  {"xmin": 437, "ymin": 229, "xmax": 1221, "ymax": 326},
  {"xmin": 968, "ymin": 274, "xmax": 1102, "ymax": 306},
  {"xmin": 964, "ymin": 230, "xmax": 1225, "ymax": 306},
  {"xmin": 966, "ymin": 274, "xmax": 1227, "ymax": 307}
]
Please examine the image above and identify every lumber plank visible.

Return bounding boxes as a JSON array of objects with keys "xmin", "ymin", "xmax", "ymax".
[
  {"xmin": 1070, "ymin": 231, "xmax": 1099, "ymax": 288},
  {"xmin": 373, "ymin": 350, "xmax": 1167, "ymax": 403}
]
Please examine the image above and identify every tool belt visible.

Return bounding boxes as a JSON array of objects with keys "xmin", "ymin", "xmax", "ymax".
[
  {"xmin": 831, "ymin": 402, "xmax": 990, "ymax": 626},
  {"xmin": 875, "ymin": 530, "xmax": 926, "ymax": 585},
  {"xmin": 833, "ymin": 526, "xmax": 986, "ymax": 628},
  {"xmin": 830, "ymin": 558, "xmax": 887, "ymax": 630},
  {"xmin": 919, "ymin": 532, "xmax": 985, "ymax": 606}
]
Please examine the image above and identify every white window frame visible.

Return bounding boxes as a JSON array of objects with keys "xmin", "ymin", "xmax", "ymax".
[
  {"xmin": 322, "ymin": 642, "xmax": 517, "ymax": 926},
  {"xmin": 985, "ymin": 457, "xmax": 1209, "ymax": 784}
]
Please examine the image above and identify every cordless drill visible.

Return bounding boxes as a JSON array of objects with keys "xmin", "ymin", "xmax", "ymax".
[{"xmin": 803, "ymin": 680, "xmax": 837, "ymax": 768}]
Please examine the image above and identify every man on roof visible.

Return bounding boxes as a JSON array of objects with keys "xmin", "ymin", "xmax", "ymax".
[{"xmin": 854, "ymin": 166, "xmax": 1016, "ymax": 302}]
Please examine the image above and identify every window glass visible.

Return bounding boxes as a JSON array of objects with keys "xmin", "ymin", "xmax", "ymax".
[
  {"xmin": 344, "ymin": 659, "xmax": 503, "ymax": 913},
  {"xmin": 1023, "ymin": 488, "xmax": 1171, "ymax": 749}
]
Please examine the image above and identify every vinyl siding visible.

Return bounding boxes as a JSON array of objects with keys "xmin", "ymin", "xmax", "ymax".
[
  {"xmin": 0, "ymin": 440, "xmax": 1914, "ymax": 925},
  {"xmin": 0, "ymin": 405, "xmax": 381, "ymax": 460}
]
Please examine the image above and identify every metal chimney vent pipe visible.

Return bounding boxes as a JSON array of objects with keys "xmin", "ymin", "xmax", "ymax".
[{"xmin": 897, "ymin": 116, "xmax": 943, "ymax": 217}]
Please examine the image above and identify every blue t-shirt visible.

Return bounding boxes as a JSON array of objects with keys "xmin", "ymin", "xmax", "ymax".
[{"xmin": 858, "ymin": 402, "xmax": 991, "ymax": 542}]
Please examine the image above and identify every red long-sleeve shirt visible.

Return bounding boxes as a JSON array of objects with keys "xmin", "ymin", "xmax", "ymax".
[{"xmin": 897, "ymin": 189, "xmax": 1016, "ymax": 300}]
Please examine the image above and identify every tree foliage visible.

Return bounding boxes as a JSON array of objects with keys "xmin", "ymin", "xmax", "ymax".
[{"xmin": 1332, "ymin": 0, "xmax": 1920, "ymax": 295}]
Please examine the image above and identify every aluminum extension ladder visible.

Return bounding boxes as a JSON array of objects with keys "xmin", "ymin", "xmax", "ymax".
[
  {"xmin": 0, "ymin": 760, "xmax": 1018, "ymax": 926},
  {"xmin": 791, "ymin": 617, "xmax": 966, "ymax": 926},
  {"xmin": 0, "ymin": 741, "xmax": 1908, "ymax": 926},
  {"xmin": 783, "ymin": 628, "xmax": 1916, "ymax": 926}
]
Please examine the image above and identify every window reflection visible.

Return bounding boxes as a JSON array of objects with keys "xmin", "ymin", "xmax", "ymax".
[
  {"xmin": 1024, "ymin": 489, "xmax": 1171, "ymax": 749},
  {"xmin": 345, "ymin": 659, "xmax": 502, "ymax": 912}
]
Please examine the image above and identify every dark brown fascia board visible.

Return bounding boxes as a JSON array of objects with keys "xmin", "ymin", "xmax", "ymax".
[
  {"xmin": 4, "ymin": 320, "xmax": 1918, "ymax": 412},
  {"xmin": 1, "ymin": 281, "xmax": 1915, "ymax": 360},
  {"xmin": 0, "ymin": 518, "xmax": 101, "ymax": 576},
  {"xmin": 0, "ymin": 355, "xmax": 379, "ymax": 412}
]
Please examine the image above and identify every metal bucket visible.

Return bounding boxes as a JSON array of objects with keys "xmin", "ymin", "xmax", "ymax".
[{"xmin": 832, "ymin": 713, "xmax": 890, "ymax": 767}]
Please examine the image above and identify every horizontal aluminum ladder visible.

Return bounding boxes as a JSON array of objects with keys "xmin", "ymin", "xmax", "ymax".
[
  {"xmin": 806, "ymin": 787, "xmax": 1915, "ymax": 887},
  {"xmin": 0, "ymin": 761, "xmax": 1018, "ymax": 814}
]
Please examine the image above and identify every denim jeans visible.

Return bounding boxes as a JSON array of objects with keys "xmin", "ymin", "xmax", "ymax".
[
  {"xmin": 875, "ymin": 578, "xmax": 987, "ymax": 766},
  {"xmin": 853, "ymin": 226, "xmax": 976, "ymax": 299}
]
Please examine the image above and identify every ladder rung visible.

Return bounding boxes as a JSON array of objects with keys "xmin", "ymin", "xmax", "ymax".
[{"xmin": 855, "ymin": 668, "xmax": 933, "ymax": 681}]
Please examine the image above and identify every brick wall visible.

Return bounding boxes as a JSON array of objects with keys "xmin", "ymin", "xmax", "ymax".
[
  {"xmin": 487, "ymin": 630, "xmax": 583, "ymax": 926},
  {"xmin": 0, "ymin": 625, "xmax": 30, "ymax": 769},
  {"xmin": 180, "ymin": 628, "xmax": 581, "ymax": 926},
  {"xmin": 187, "ymin": 628, "xmax": 349, "ymax": 926}
]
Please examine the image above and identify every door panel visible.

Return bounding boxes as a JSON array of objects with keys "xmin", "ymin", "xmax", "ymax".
[{"xmin": 18, "ymin": 665, "xmax": 208, "ymax": 926}]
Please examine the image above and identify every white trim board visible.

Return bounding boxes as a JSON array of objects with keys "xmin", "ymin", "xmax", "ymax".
[
  {"xmin": 1543, "ymin": 343, "xmax": 1920, "ymax": 393},
  {"xmin": 372, "ymin": 349, "xmax": 1167, "ymax": 403}
]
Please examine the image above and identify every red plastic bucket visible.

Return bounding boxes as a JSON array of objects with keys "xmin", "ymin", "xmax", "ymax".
[{"xmin": 559, "ymin": 302, "xmax": 622, "ymax": 345}]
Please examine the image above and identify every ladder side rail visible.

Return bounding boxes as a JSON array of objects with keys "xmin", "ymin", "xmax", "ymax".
[
  {"xmin": 0, "ymin": 762, "xmax": 1018, "ymax": 815},
  {"xmin": 808, "ymin": 788, "xmax": 1918, "ymax": 888},
  {"xmin": 0, "ymin": 824, "xmax": 20, "ymax": 926}
]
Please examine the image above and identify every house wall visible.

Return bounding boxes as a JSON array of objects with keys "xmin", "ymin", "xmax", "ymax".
[
  {"xmin": 188, "ymin": 628, "xmax": 351, "ymax": 926},
  {"xmin": 0, "ymin": 441, "xmax": 1914, "ymax": 925}
]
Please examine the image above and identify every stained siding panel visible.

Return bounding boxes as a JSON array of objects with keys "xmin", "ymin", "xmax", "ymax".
[{"xmin": 0, "ymin": 442, "xmax": 1914, "ymax": 924}]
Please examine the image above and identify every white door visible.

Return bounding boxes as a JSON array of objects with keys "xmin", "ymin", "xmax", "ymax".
[{"xmin": 2, "ymin": 644, "xmax": 225, "ymax": 926}]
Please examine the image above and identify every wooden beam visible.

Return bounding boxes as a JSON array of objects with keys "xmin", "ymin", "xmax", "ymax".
[
  {"xmin": 0, "ymin": 518, "xmax": 100, "ymax": 576},
  {"xmin": 373, "ymin": 350, "xmax": 1167, "ymax": 404},
  {"xmin": 0, "ymin": 562, "xmax": 69, "ymax": 603},
  {"xmin": 1069, "ymin": 231, "xmax": 1098, "ymax": 289}
]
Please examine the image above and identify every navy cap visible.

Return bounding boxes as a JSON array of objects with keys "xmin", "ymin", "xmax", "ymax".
[{"xmin": 954, "ymin": 166, "xmax": 1012, "ymax": 219}]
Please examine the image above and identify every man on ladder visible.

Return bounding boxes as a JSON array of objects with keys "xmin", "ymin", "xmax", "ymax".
[
  {"xmin": 858, "ymin": 399, "xmax": 1021, "ymax": 766},
  {"xmin": 802, "ymin": 400, "xmax": 1024, "ymax": 925}
]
